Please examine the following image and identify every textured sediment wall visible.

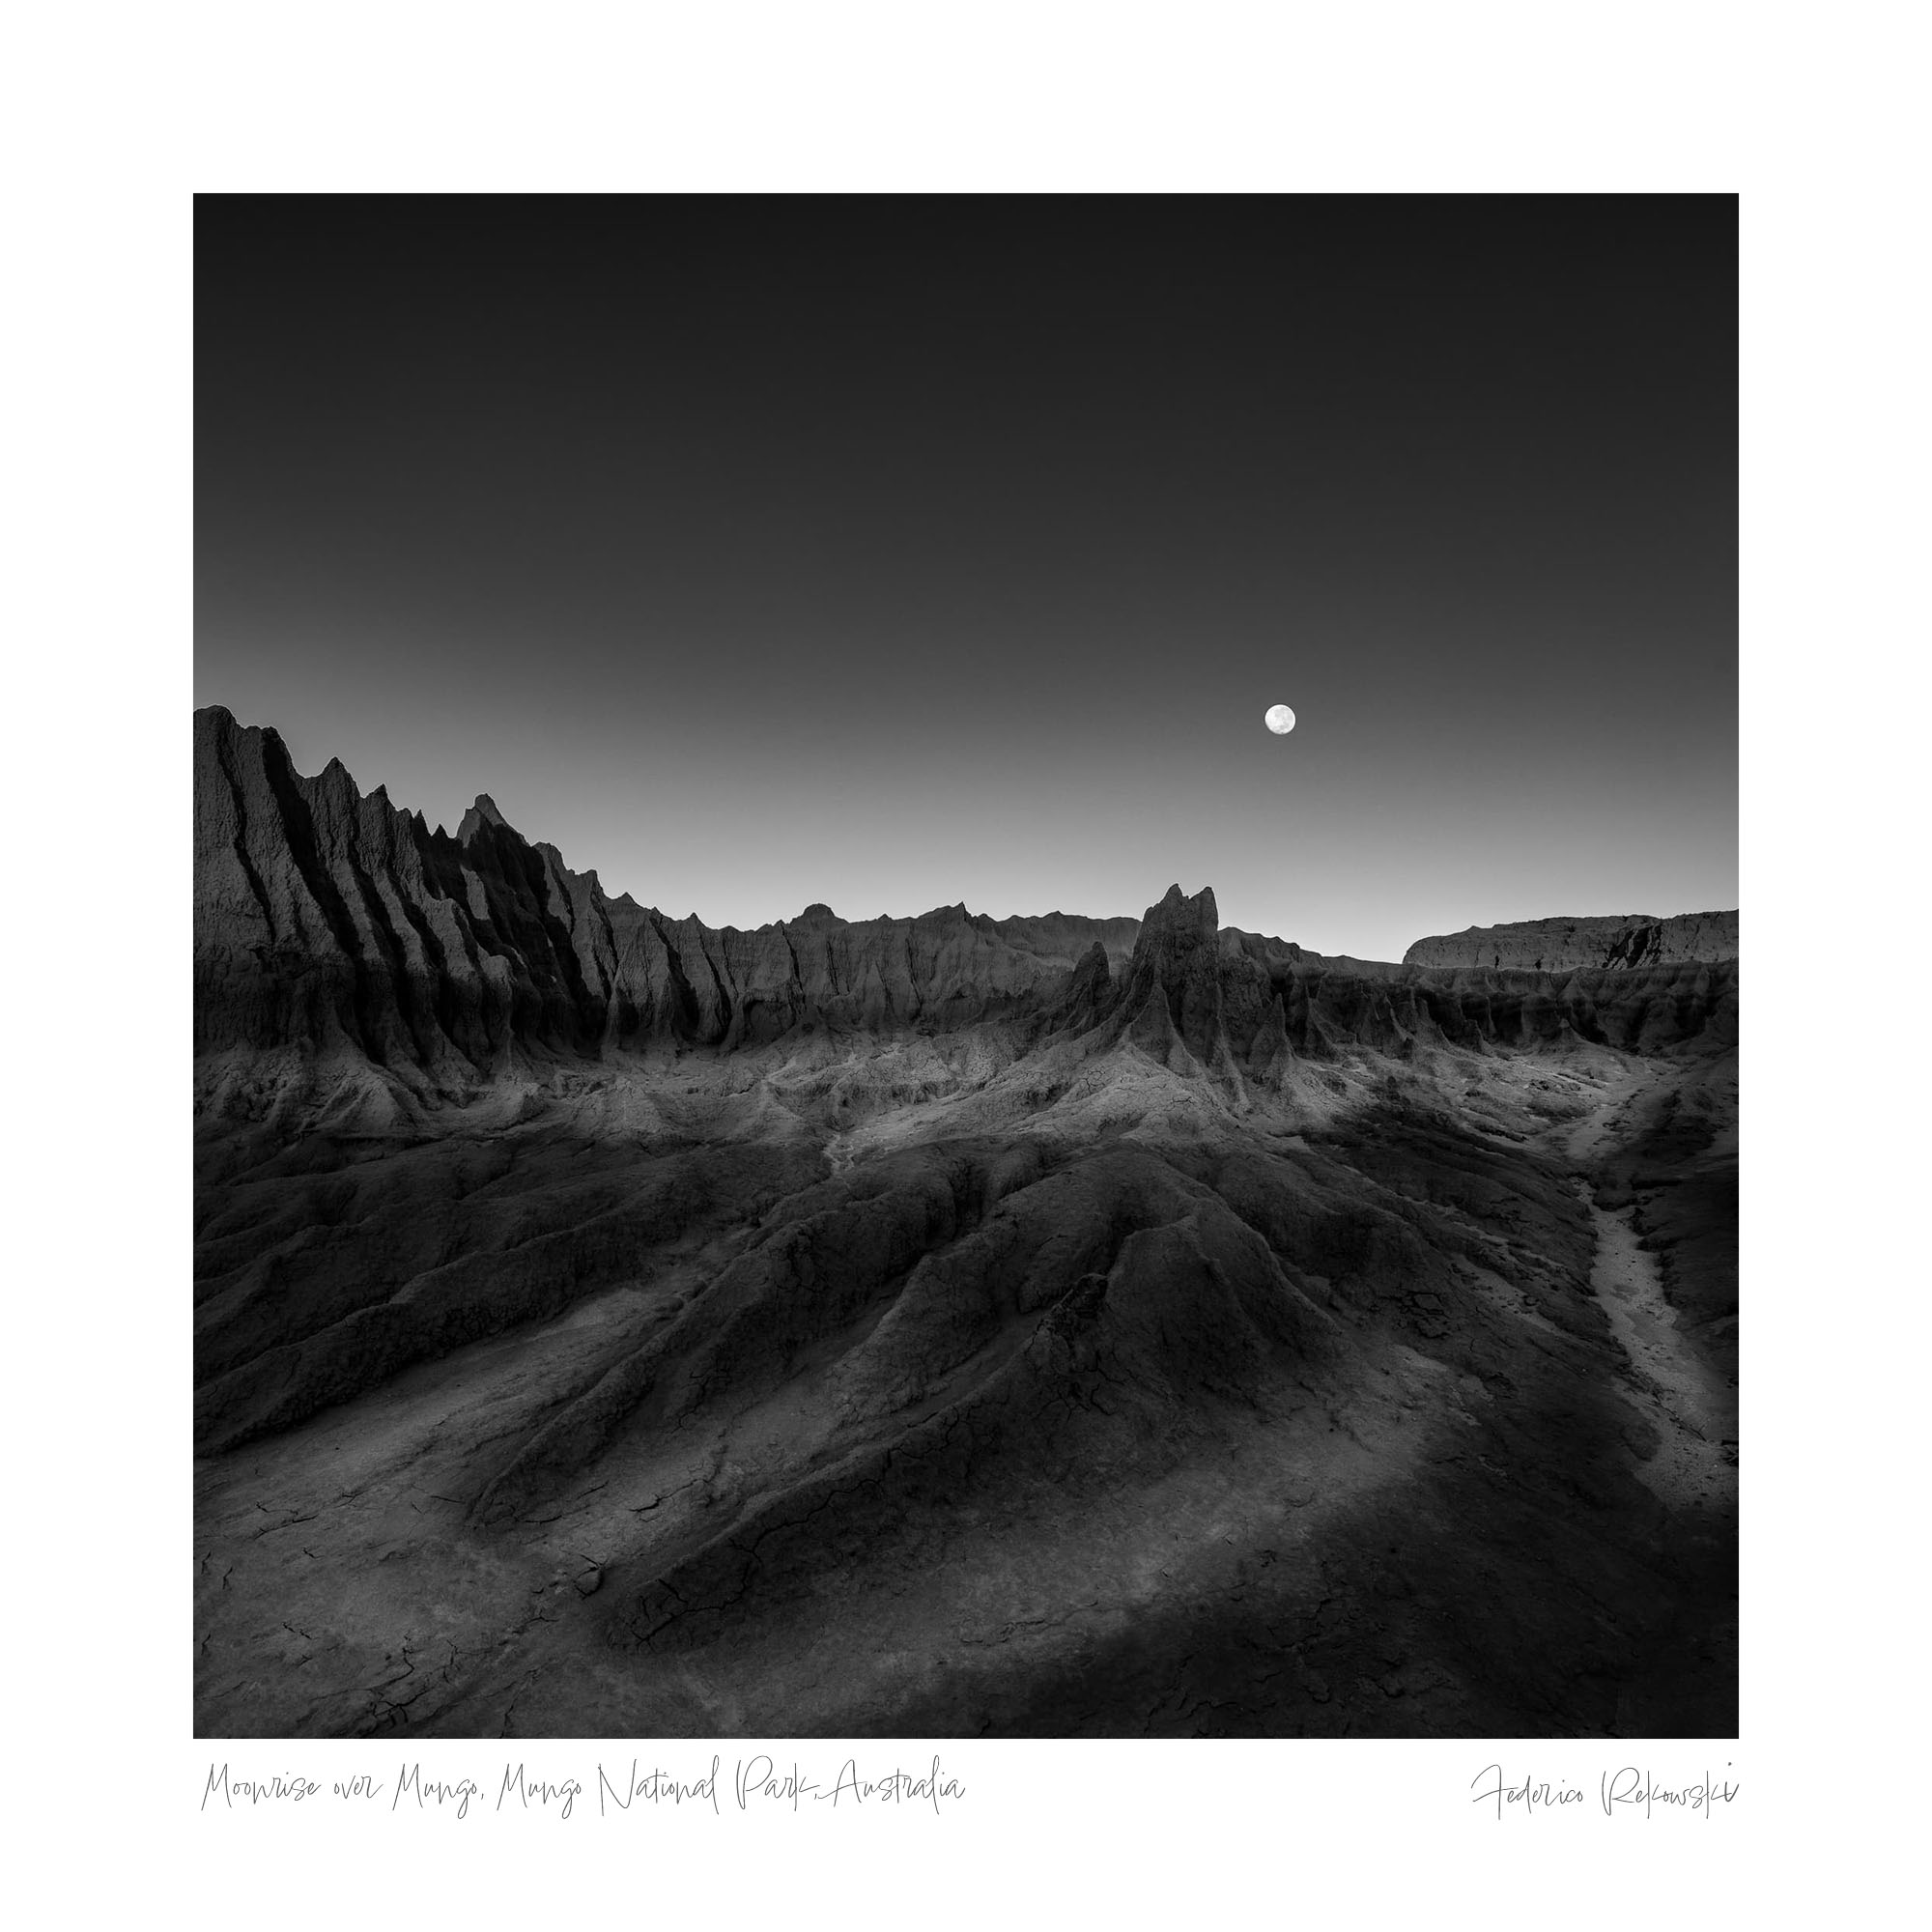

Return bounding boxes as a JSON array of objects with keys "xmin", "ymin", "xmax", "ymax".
[
  {"xmin": 196, "ymin": 708, "xmax": 1738, "ymax": 1094},
  {"xmin": 1402, "ymin": 909, "xmax": 1738, "ymax": 972},
  {"xmin": 195, "ymin": 705, "xmax": 1140, "ymax": 1068}
]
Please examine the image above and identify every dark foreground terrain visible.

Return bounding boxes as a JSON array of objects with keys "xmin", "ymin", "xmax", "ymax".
[{"xmin": 194, "ymin": 708, "xmax": 1737, "ymax": 1738}]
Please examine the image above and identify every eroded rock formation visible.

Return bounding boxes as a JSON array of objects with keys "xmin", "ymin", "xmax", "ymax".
[
  {"xmin": 196, "ymin": 705, "xmax": 1141, "ymax": 1075},
  {"xmin": 193, "ymin": 710, "xmax": 1738, "ymax": 1742},
  {"xmin": 1403, "ymin": 910, "xmax": 1739, "ymax": 973}
]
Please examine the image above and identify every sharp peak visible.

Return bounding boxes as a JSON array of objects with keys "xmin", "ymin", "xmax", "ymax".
[
  {"xmin": 1151, "ymin": 882, "xmax": 1219, "ymax": 919},
  {"xmin": 457, "ymin": 792, "xmax": 515, "ymax": 844}
]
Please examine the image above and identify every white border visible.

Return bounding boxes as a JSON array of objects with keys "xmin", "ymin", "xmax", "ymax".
[{"xmin": 7, "ymin": 2, "xmax": 1928, "ymax": 1922}]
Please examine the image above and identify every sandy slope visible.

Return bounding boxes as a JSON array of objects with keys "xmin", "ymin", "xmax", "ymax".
[{"xmin": 195, "ymin": 1009, "xmax": 1737, "ymax": 1739}]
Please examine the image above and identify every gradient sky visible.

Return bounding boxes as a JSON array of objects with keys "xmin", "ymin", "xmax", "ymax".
[{"xmin": 196, "ymin": 196, "xmax": 1736, "ymax": 961}]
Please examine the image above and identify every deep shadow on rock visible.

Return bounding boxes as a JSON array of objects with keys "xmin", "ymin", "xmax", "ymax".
[{"xmin": 192, "ymin": 712, "xmax": 1737, "ymax": 1740}]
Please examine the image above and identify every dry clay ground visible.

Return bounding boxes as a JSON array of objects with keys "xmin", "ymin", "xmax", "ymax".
[{"xmin": 194, "ymin": 1025, "xmax": 1737, "ymax": 1739}]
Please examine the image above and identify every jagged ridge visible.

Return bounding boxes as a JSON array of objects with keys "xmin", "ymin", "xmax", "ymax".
[
  {"xmin": 195, "ymin": 708, "xmax": 1738, "ymax": 1101},
  {"xmin": 195, "ymin": 706, "xmax": 1141, "ymax": 1073}
]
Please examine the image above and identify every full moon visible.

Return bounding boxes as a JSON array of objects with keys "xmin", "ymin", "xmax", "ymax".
[{"xmin": 1264, "ymin": 703, "xmax": 1295, "ymax": 735}]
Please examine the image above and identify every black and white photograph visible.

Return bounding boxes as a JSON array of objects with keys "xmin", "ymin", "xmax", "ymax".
[
  {"xmin": 13, "ymin": 8, "xmax": 1925, "ymax": 1918},
  {"xmin": 192, "ymin": 194, "xmax": 1739, "ymax": 1741}
]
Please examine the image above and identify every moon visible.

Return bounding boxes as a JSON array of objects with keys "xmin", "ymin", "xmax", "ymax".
[{"xmin": 1264, "ymin": 703, "xmax": 1295, "ymax": 735}]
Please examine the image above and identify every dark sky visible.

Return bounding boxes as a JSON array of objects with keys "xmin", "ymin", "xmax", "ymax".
[{"xmin": 196, "ymin": 196, "xmax": 1736, "ymax": 960}]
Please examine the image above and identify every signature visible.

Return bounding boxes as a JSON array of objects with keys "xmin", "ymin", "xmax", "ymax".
[{"xmin": 1471, "ymin": 1763, "xmax": 1739, "ymax": 1819}]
